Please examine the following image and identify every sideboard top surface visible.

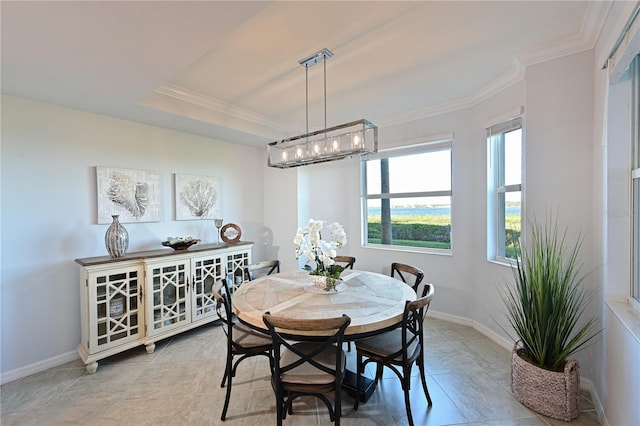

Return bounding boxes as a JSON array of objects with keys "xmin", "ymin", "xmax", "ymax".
[{"xmin": 75, "ymin": 241, "xmax": 254, "ymax": 267}]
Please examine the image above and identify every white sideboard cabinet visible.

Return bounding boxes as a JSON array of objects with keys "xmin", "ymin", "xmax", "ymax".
[{"xmin": 75, "ymin": 242, "xmax": 252, "ymax": 373}]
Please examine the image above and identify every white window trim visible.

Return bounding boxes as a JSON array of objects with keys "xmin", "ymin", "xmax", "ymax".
[
  {"xmin": 361, "ymin": 138, "xmax": 453, "ymax": 254},
  {"xmin": 487, "ymin": 115, "xmax": 524, "ymax": 265},
  {"xmin": 631, "ymin": 55, "xmax": 640, "ymax": 304}
]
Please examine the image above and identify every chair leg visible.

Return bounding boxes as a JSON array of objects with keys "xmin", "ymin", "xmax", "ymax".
[
  {"xmin": 221, "ymin": 368, "xmax": 233, "ymax": 421},
  {"xmin": 275, "ymin": 388, "xmax": 284, "ymax": 426},
  {"xmin": 402, "ymin": 365, "xmax": 415, "ymax": 426},
  {"xmin": 220, "ymin": 370, "xmax": 228, "ymax": 388},
  {"xmin": 375, "ymin": 362, "xmax": 384, "ymax": 382},
  {"xmin": 400, "ymin": 365, "xmax": 413, "ymax": 426},
  {"xmin": 276, "ymin": 397, "xmax": 283, "ymax": 426},
  {"xmin": 418, "ymin": 361, "xmax": 432, "ymax": 406},
  {"xmin": 220, "ymin": 348, "xmax": 232, "ymax": 388},
  {"xmin": 417, "ymin": 348, "xmax": 432, "ymax": 405},
  {"xmin": 220, "ymin": 351, "xmax": 233, "ymax": 420},
  {"xmin": 353, "ymin": 354, "xmax": 362, "ymax": 411},
  {"xmin": 286, "ymin": 395, "xmax": 293, "ymax": 415},
  {"xmin": 335, "ymin": 385, "xmax": 342, "ymax": 426},
  {"xmin": 403, "ymin": 383, "xmax": 415, "ymax": 426}
]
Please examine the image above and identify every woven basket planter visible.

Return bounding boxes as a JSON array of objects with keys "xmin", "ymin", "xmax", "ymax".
[{"xmin": 511, "ymin": 343, "xmax": 580, "ymax": 422}]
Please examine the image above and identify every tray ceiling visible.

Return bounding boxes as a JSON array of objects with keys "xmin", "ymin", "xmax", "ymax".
[{"xmin": 1, "ymin": 1, "xmax": 609, "ymax": 147}]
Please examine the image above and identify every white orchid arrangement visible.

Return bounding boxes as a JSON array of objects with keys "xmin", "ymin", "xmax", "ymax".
[{"xmin": 294, "ymin": 219, "xmax": 347, "ymax": 280}]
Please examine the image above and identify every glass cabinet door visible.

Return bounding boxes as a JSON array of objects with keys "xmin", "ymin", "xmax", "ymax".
[
  {"xmin": 146, "ymin": 259, "xmax": 190, "ymax": 336},
  {"xmin": 192, "ymin": 255, "xmax": 223, "ymax": 321},
  {"xmin": 225, "ymin": 250, "xmax": 251, "ymax": 294},
  {"xmin": 90, "ymin": 266, "xmax": 142, "ymax": 351}
]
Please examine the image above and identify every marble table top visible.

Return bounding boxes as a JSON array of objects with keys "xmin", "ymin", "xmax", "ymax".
[{"xmin": 231, "ymin": 269, "xmax": 416, "ymax": 339}]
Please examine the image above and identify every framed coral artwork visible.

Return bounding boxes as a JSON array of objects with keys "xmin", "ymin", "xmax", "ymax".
[
  {"xmin": 175, "ymin": 173, "xmax": 221, "ymax": 220},
  {"xmin": 96, "ymin": 166, "xmax": 162, "ymax": 224}
]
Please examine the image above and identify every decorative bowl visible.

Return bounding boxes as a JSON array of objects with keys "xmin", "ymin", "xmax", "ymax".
[{"xmin": 162, "ymin": 237, "xmax": 200, "ymax": 250}]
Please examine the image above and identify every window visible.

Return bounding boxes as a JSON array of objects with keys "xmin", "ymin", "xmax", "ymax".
[
  {"xmin": 361, "ymin": 140, "xmax": 452, "ymax": 252},
  {"xmin": 631, "ymin": 55, "xmax": 640, "ymax": 304},
  {"xmin": 487, "ymin": 117, "xmax": 523, "ymax": 261}
]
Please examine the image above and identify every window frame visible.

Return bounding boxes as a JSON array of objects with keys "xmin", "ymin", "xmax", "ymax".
[
  {"xmin": 487, "ymin": 116, "xmax": 524, "ymax": 264},
  {"xmin": 360, "ymin": 138, "xmax": 453, "ymax": 254},
  {"xmin": 631, "ymin": 55, "xmax": 640, "ymax": 305}
]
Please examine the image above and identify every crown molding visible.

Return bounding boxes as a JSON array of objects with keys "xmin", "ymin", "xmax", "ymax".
[
  {"xmin": 582, "ymin": 0, "xmax": 613, "ymax": 49},
  {"xmin": 375, "ymin": 68, "xmax": 525, "ymax": 128},
  {"xmin": 376, "ymin": 2, "xmax": 611, "ymax": 129},
  {"xmin": 152, "ymin": 83, "xmax": 296, "ymax": 134},
  {"xmin": 517, "ymin": 1, "xmax": 610, "ymax": 67}
]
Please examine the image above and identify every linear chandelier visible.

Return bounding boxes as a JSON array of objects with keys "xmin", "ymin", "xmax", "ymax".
[{"xmin": 267, "ymin": 48, "xmax": 378, "ymax": 168}]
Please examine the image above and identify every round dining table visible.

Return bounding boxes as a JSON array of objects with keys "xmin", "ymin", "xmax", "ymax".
[{"xmin": 231, "ymin": 269, "xmax": 417, "ymax": 340}]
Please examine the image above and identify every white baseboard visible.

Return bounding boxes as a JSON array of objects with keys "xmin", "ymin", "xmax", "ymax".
[
  {"xmin": 428, "ymin": 309, "xmax": 512, "ymax": 350},
  {"xmin": 1, "ymin": 350, "xmax": 79, "ymax": 385},
  {"xmin": 428, "ymin": 309, "xmax": 473, "ymax": 326},
  {"xmin": 471, "ymin": 318, "xmax": 514, "ymax": 350}
]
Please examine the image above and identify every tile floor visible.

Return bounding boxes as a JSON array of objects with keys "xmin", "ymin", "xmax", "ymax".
[{"xmin": 1, "ymin": 318, "xmax": 602, "ymax": 426}]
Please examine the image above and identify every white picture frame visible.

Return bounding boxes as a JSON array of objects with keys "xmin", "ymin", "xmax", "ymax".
[
  {"xmin": 175, "ymin": 173, "xmax": 221, "ymax": 220},
  {"xmin": 96, "ymin": 166, "xmax": 161, "ymax": 224}
]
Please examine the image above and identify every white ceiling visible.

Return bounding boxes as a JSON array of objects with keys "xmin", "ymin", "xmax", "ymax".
[{"xmin": 1, "ymin": 1, "xmax": 610, "ymax": 148}]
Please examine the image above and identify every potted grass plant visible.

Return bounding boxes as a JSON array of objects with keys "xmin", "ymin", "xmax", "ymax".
[{"xmin": 500, "ymin": 216, "xmax": 600, "ymax": 421}]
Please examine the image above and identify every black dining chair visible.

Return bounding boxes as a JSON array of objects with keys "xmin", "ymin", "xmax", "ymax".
[
  {"xmin": 245, "ymin": 259, "xmax": 280, "ymax": 281},
  {"xmin": 333, "ymin": 256, "xmax": 356, "ymax": 270},
  {"xmin": 263, "ymin": 312, "xmax": 351, "ymax": 426},
  {"xmin": 333, "ymin": 255, "xmax": 355, "ymax": 351},
  {"xmin": 353, "ymin": 283, "xmax": 435, "ymax": 426},
  {"xmin": 214, "ymin": 279, "xmax": 273, "ymax": 421},
  {"xmin": 390, "ymin": 262, "xmax": 424, "ymax": 292}
]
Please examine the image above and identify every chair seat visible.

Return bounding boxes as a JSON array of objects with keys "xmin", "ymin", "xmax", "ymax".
[
  {"xmin": 355, "ymin": 329, "xmax": 419, "ymax": 362},
  {"xmin": 280, "ymin": 342, "xmax": 346, "ymax": 385},
  {"xmin": 233, "ymin": 323, "xmax": 273, "ymax": 348}
]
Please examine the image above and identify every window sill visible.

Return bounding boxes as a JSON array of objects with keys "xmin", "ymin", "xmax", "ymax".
[
  {"xmin": 362, "ymin": 244, "xmax": 452, "ymax": 257},
  {"xmin": 487, "ymin": 258, "xmax": 517, "ymax": 268},
  {"xmin": 605, "ymin": 299, "xmax": 640, "ymax": 345}
]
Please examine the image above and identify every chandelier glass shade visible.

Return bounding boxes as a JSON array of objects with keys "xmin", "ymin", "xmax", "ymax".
[{"xmin": 267, "ymin": 48, "xmax": 377, "ymax": 168}]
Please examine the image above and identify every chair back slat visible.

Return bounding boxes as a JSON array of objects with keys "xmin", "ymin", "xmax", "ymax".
[
  {"xmin": 213, "ymin": 282, "xmax": 233, "ymax": 339},
  {"xmin": 245, "ymin": 260, "xmax": 280, "ymax": 281},
  {"xmin": 402, "ymin": 283, "xmax": 434, "ymax": 361},
  {"xmin": 333, "ymin": 255, "xmax": 356, "ymax": 270},
  {"xmin": 263, "ymin": 313, "xmax": 351, "ymax": 382},
  {"xmin": 391, "ymin": 262, "xmax": 424, "ymax": 292}
]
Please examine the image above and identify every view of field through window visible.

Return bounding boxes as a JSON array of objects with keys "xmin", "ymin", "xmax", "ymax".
[{"xmin": 365, "ymin": 149, "xmax": 453, "ymax": 249}]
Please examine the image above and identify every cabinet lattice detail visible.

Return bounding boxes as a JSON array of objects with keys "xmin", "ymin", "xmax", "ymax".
[
  {"xmin": 94, "ymin": 269, "xmax": 140, "ymax": 348},
  {"xmin": 148, "ymin": 261, "xmax": 189, "ymax": 335},
  {"xmin": 192, "ymin": 256, "xmax": 223, "ymax": 319},
  {"xmin": 226, "ymin": 251, "xmax": 251, "ymax": 293}
]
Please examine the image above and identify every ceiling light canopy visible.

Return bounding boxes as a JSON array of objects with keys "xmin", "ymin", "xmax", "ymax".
[{"xmin": 267, "ymin": 48, "xmax": 377, "ymax": 168}]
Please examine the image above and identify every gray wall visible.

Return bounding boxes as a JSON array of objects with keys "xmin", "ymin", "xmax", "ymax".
[{"xmin": 1, "ymin": 96, "xmax": 266, "ymax": 377}]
